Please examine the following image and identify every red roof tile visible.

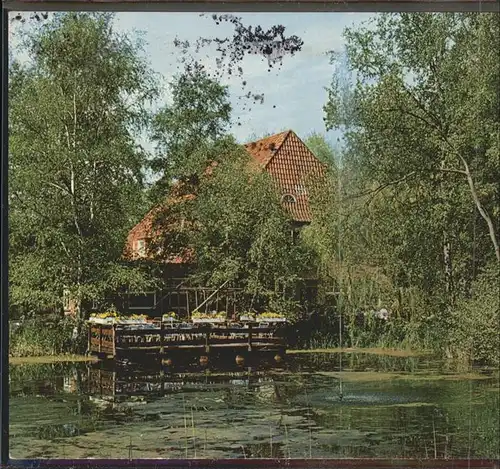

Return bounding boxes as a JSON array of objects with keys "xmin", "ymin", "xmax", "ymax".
[
  {"xmin": 123, "ymin": 193, "xmax": 195, "ymax": 263},
  {"xmin": 244, "ymin": 130, "xmax": 290, "ymax": 168}
]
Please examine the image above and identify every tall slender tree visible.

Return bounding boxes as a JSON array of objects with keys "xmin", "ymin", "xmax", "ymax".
[
  {"xmin": 325, "ymin": 13, "xmax": 499, "ymax": 267},
  {"xmin": 9, "ymin": 13, "xmax": 158, "ymax": 321}
]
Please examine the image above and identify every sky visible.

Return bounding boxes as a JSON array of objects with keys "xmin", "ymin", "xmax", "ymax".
[{"xmin": 9, "ymin": 11, "xmax": 376, "ymax": 152}]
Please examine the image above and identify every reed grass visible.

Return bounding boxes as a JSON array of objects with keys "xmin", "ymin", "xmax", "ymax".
[{"xmin": 191, "ymin": 406, "xmax": 197, "ymax": 458}]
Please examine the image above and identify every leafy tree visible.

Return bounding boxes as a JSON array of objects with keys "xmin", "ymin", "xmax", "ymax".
[
  {"xmin": 321, "ymin": 12, "xmax": 499, "ymax": 357},
  {"xmin": 447, "ymin": 262, "xmax": 499, "ymax": 365},
  {"xmin": 148, "ymin": 61, "xmax": 312, "ymax": 317},
  {"xmin": 150, "ymin": 62, "xmax": 232, "ymax": 197},
  {"xmin": 305, "ymin": 133, "xmax": 338, "ymax": 167},
  {"xmin": 9, "ymin": 13, "xmax": 158, "ymax": 321},
  {"xmin": 325, "ymin": 13, "xmax": 499, "ymax": 266}
]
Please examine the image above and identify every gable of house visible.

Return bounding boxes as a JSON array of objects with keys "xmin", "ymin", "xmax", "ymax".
[
  {"xmin": 124, "ymin": 193, "xmax": 195, "ymax": 262},
  {"xmin": 245, "ymin": 130, "xmax": 326, "ymax": 223}
]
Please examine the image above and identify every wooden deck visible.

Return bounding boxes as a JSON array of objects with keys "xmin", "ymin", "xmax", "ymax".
[{"xmin": 88, "ymin": 321, "xmax": 287, "ymax": 362}]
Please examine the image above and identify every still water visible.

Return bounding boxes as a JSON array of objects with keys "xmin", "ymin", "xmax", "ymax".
[{"xmin": 9, "ymin": 352, "xmax": 500, "ymax": 459}]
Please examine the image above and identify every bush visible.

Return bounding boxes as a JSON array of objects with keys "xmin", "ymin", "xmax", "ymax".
[
  {"xmin": 9, "ymin": 315, "xmax": 88, "ymax": 357},
  {"xmin": 446, "ymin": 263, "xmax": 500, "ymax": 366}
]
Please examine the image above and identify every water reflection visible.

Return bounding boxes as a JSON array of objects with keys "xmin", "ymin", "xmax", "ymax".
[{"xmin": 9, "ymin": 353, "xmax": 499, "ymax": 460}]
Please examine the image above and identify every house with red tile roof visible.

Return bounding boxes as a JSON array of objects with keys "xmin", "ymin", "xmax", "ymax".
[
  {"xmin": 122, "ymin": 130, "xmax": 326, "ymax": 317},
  {"xmin": 126, "ymin": 130, "xmax": 325, "ymax": 260}
]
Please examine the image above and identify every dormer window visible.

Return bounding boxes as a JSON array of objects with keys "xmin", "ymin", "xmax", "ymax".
[{"xmin": 281, "ymin": 194, "xmax": 297, "ymax": 204}]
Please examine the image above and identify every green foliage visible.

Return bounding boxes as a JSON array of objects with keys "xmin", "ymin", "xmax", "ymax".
[
  {"xmin": 148, "ymin": 59, "xmax": 310, "ymax": 319},
  {"xmin": 319, "ymin": 13, "xmax": 499, "ymax": 364},
  {"xmin": 9, "ymin": 13, "xmax": 158, "ymax": 318},
  {"xmin": 326, "ymin": 13, "xmax": 499, "ymax": 266},
  {"xmin": 447, "ymin": 263, "xmax": 500, "ymax": 365},
  {"xmin": 304, "ymin": 133, "xmax": 338, "ymax": 167},
  {"xmin": 10, "ymin": 316, "xmax": 87, "ymax": 357},
  {"xmin": 151, "ymin": 62, "xmax": 232, "ymax": 194},
  {"xmin": 150, "ymin": 137, "xmax": 309, "ymax": 319}
]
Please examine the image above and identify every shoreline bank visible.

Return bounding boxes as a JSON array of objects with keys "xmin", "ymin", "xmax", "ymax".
[{"xmin": 9, "ymin": 346, "xmax": 426, "ymax": 365}]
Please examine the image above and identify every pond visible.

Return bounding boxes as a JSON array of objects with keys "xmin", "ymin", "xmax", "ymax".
[{"xmin": 9, "ymin": 352, "xmax": 499, "ymax": 460}]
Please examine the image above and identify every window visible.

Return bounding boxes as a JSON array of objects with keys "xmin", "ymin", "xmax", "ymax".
[
  {"xmin": 136, "ymin": 239, "xmax": 146, "ymax": 257},
  {"xmin": 281, "ymin": 194, "xmax": 297, "ymax": 204},
  {"xmin": 128, "ymin": 292, "xmax": 156, "ymax": 309},
  {"xmin": 63, "ymin": 289, "xmax": 71, "ymax": 311}
]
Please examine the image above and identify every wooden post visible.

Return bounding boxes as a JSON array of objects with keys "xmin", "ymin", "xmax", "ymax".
[
  {"xmin": 248, "ymin": 323, "xmax": 253, "ymax": 352},
  {"xmin": 99, "ymin": 325, "xmax": 102, "ymax": 354},
  {"xmin": 186, "ymin": 291, "xmax": 190, "ymax": 319},
  {"xmin": 205, "ymin": 328, "xmax": 210, "ymax": 353},
  {"xmin": 87, "ymin": 325, "xmax": 92, "ymax": 355},
  {"xmin": 160, "ymin": 320, "xmax": 164, "ymax": 357},
  {"xmin": 87, "ymin": 363, "xmax": 91, "ymax": 394},
  {"xmin": 112, "ymin": 324, "xmax": 116, "ymax": 358}
]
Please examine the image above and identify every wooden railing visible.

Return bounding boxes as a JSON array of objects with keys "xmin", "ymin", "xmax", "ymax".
[{"xmin": 88, "ymin": 322, "xmax": 286, "ymax": 357}]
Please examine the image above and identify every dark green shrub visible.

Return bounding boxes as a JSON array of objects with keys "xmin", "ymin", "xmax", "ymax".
[
  {"xmin": 9, "ymin": 315, "xmax": 88, "ymax": 357},
  {"xmin": 447, "ymin": 263, "xmax": 499, "ymax": 366}
]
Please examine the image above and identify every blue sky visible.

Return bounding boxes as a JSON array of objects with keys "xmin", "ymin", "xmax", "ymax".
[{"xmin": 9, "ymin": 11, "xmax": 376, "ymax": 151}]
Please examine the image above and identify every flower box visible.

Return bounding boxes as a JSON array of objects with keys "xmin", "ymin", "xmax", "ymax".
[
  {"xmin": 162, "ymin": 318, "xmax": 179, "ymax": 329},
  {"xmin": 256, "ymin": 317, "xmax": 287, "ymax": 323},
  {"xmin": 192, "ymin": 318, "xmax": 226, "ymax": 324},
  {"xmin": 89, "ymin": 318, "xmax": 114, "ymax": 325},
  {"xmin": 239, "ymin": 315, "xmax": 256, "ymax": 322},
  {"xmin": 162, "ymin": 312, "xmax": 178, "ymax": 321},
  {"xmin": 179, "ymin": 322, "xmax": 195, "ymax": 329},
  {"xmin": 118, "ymin": 319, "xmax": 144, "ymax": 324},
  {"xmin": 162, "ymin": 319, "xmax": 179, "ymax": 325},
  {"xmin": 162, "ymin": 317, "xmax": 178, "ymax": 323}
]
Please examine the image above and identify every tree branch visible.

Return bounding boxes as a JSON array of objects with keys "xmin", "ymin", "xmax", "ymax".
[
  {"xmin": 438, "ymin": 168, "xmax": 467, "ymax": 176},
  {"xmin": 344, "ymin": 171, "xmax": 417, "ymax": 202},
  {"xmin": 382, "ymin": 107, "xmax": 438, "ymax": 132},
  {"xmin": 46, "ymin": 181, "xmax": 71, "ymax": 195},
  {"xmin": 382, "ymin": 89, "xmax": 499, "ymax": 261}
]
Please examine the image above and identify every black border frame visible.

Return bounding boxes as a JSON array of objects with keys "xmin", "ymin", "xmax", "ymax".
[
  {"xmin": 1, "ymin": 4, "xmax": 10, "ymax": 467},
  {"xmin": 1, "ymin": 1, "xmax": 499, "ymax": 468},
  {"xmin": 2, "ymin": 1, "xmax": 500, "ymax": 12}
]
